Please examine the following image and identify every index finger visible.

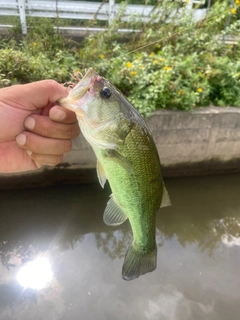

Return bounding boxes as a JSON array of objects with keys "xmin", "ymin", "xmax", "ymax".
[{"xmin": 1, "ymin": 80, "xmax": 68, "ymax": 111}]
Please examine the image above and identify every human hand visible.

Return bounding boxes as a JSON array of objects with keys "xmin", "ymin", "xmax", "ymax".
[{"xmin": 0, "ymin": 80, "xmax": 80, "ymax": 173}]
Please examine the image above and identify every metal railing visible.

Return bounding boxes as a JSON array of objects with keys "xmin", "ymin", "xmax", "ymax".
[{"xmin": 0, "ymin": 0, "xmax": 207, "ymax": 35}]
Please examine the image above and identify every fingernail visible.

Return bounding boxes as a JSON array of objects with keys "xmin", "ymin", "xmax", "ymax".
[
  {"xmin": 35, "ymin": 161, "xmax": 43, "ymax": 169},
  {"xmin": 16, "ymin": 133, "xmax": 26, "ymax": 146},
  {"xmin": 51, "ymin": 108, "xmax": 66, "ymax": 121},
  {"xmin": 25, "ymin": 116, "xmax": 35, "ymax": 130},
  {"xmin": 26, "ymin": 150, "xmax": 32, "ymax": 156}
]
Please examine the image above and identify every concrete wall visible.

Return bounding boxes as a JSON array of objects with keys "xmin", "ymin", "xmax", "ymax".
[
  {"xmin": 147, "ymin": 106, "xmax": 240, "ymax": 176},
  {"xmin": 1, "ymin": 107, "xmax": 240, "ymax": 189}
]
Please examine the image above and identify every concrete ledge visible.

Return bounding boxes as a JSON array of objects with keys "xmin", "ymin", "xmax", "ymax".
[
  {"xmin": 1, "ymin": 106, "xmax": 240, "ymax": 189},
  {"xmin": 148, "ymin": 106, "xmax": 240, "ymax": 176}
]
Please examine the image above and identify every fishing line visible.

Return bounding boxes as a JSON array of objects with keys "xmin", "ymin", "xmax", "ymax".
[
  {"xmin": 127, "ymin": 8, "xmax": 232, "ymax": 54},
  {"xmin": 78, "ymin": 4, "xmax": 237, "ymax": 72},
  {"xmin": 96, "ymin": 5, "xmax": 235, "ymax": 61}
]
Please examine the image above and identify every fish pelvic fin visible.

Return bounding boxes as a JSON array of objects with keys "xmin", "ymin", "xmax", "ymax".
[
  {"xmin": 97, "ymin": 160, "xmax": 107, "ymax": 188},
  {"xmin": 122, "ymin": 243, "xmax": 157, "ymax": 281},
  {"xmin": 103, "ymin": 195, "xmax": 128, "ymax": 226}
]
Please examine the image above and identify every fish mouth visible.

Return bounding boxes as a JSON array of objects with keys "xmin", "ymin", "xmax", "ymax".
[
  {"xmin": 71, "ymin": 68, "xmax": 97, "ymax": 99},
  {"xmin": 58, "ymin": 68, "xmax": 98, "ymax": 112}
]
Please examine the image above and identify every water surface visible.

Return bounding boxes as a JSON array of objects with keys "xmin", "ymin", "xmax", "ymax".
[{"xmin": 0, "ymin": 173, "xmax": 240, "ymax": 320}]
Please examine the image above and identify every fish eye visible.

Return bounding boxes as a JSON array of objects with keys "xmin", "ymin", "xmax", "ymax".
[{"xmin": 100, "ymin": 87, "xmax": 112, "ymax": 99}]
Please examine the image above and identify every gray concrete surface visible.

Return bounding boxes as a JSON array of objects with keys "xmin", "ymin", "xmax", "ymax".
[
  {"xmin": 1, "ymin": 106, "xmax": 240, "ymax": 189},
  {"xmin": 148, "ymin": 106, "xmax": 240, "ymax": 176}
]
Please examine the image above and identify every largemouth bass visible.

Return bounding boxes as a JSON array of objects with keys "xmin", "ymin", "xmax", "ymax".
[{"xmin": 58, "ymin": 68, "xmax": 171, "ymax": 280}]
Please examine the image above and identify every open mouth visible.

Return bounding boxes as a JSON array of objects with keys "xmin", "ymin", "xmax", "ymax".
[
  {"xmin": 58, "ymin": 68, "xmax": 99, "ymax": 112},
  {"xmin": 70, "ymin": 68, "xmax": 98, "ymax": 100}
]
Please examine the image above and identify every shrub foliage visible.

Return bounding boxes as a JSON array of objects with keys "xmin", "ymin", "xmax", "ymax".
[{"xmin": 0, "ymin": 0, "xmax": 240, "ymax": 116}]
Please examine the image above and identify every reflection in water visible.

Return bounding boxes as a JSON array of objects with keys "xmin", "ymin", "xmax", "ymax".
[
  {"xmin": 0, "ymin": 242, "xmax": 36, "ymax": 270},
  {"xmin": 214, "ymin": 216, "xmax": 240, "ymax": 248},
  {"xmin": 95, "ymin": 231, "xmax": 129, "ymax": 260},
  {"xmin": 157, "ymin": 214, "xmax": 240, "ymax": 256},
  {"xmin": 222, "ymin": 233, "xmax": 240, "ymax": 247},
  {"xmin": 1, "ymin": 183, "xmax": 239, "ymax": 266},
  {"xmin": 17, "ymin": 257, "xmax": 53, "ymax": 290},
  {"xmin": 0, "ymin": 174, "xmax": 240, "ymax": 319}
]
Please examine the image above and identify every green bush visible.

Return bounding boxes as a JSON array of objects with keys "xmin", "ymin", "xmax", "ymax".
[
  {"xmin": 0, "ymin": 48, "xmax": 79, "ymax": 86},
  {"xmin": 87, "ymin": 0, "xmax": 240, "ymax": 116},
  {"xmin": 0, "ymin": 0, "xmax": 240, "ymax": 116}
]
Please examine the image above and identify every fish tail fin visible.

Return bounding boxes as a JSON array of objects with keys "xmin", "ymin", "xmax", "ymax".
[{"xmin": 122, "ymin": 243, "xmax": 157, "ymax": 281}]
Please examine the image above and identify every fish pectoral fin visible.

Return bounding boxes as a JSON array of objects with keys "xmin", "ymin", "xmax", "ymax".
[
  {"xmin": 106, "ymin": 150, "xmax": 134, "ymax": 174},
  {"xmin": 122, "ymin": 243, "xmax": 157, "ymax": 281},
  {"xmin": 103, "ymin": 195, "xmax": 128, "ymax": 226},
  {"xmin": 97, "ymin": 160, "xmax": 107, "ymax": 188},
  {"xmin": 160, "ymin": 183, "xmax": 171, "ymax": 208}
]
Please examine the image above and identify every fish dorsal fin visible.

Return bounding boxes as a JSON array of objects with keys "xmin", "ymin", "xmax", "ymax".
[
  {"xmin": 103, "ymin": 195, "xmax": 128, "ymax": 226},
  {"xmin": 97, "ymin": 160, "xmax": 107, "ymax": 188},
  {"xmin": 160, "ymin": 184, "xmax": 171, "ymax": 208}
]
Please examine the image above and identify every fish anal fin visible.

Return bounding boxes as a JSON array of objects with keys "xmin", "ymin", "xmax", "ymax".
[
  {"xmin": 122, "ymin": 243, "xmax": 157, "ymax": 281},
  {"xmin": 103, "ymin": 195, "xmax": 128, "ymax": 226},
  {"xmin": 160, "ymin": 184, "xmax": 171, "ymax": 208},
  {"xmin": 97, "ymin": 160, "xmax": 107, "ymax": 188}
]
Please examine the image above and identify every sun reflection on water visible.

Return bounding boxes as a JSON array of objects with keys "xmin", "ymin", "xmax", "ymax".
[{"xmin": 17, "ymin": 257, "xmax": 53, "ymax": 290}]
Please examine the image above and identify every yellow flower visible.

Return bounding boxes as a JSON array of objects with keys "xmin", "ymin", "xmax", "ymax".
[
  {"xmin": 149, "ymin": 52, "xmax": 155, "ymax": 57},
  {"xmin": 177, "ymin": 90, "xmax": 182, "ymax": 95},
  {"xmin": 33, "ymin": 42, "xmax": 37, "ymax": 46},
  {"xmin": 100, "ymin": 54, "xmax": 105, "ymax": 59},
  {"xmin": 131, "ymin": 71, "xmax": 137, "ymax": 75},
  {"xmin": 231, "ymin": 7, "xmax": 237, "ymax": 14},
  {"xmin": 235, "ymin": 0, "xmax": 240, "ymax": 5},
  {"xmin": 153, "ymin": 59, "xmax": 158, "ymax": 64},
  {"xmin": 197, "ymin": 88, "xmax": 203, "ymax": 93},
  {"xmin": 126, "ymin": 61, "xmax": 132, "ymax": 68},
  {"xmin": 164, "ymin": 66, "xmax": 171, "ymax": 71},
  {"xmin": 141, "ymin": 65, "xmax": 145, "ymax": 69},
  {"xmin": 160, "ymin": 58, "xmax": 166, "ymax": 62}
]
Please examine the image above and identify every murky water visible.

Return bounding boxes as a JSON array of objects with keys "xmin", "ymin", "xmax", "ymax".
[{"xmin": 0, "ymin": 173, "xmax": 240, "ymax": 320}]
